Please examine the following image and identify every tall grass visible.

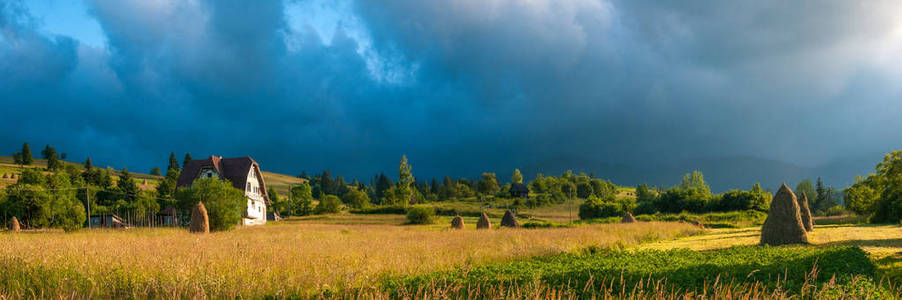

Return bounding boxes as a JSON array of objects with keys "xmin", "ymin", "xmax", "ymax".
[
  {"xmin": 343, "ymin": 274, "xmax": 899, "ymax": 299},
  {"xmin": 0, "ymin": 222, "xmax": 698, "ymax": 298}
]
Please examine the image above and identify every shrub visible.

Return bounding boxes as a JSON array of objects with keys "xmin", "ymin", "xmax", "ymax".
[
  {"xmin": 579, "ymin": 197, "xmax": 622, "ymax": 219},
  {"xmin": 633, "ymin": 210, "xmax": 766, "ymax": 228},
  {"xmin": 406, "ymin": 206, "xmax": 436, "ymax": 224},
  {"xmin": 715, "ymin": 186, "xmax": 771, "ymax": 212},
  {"xmin": 341, "ymin": 188, "xmax": 370, "ymax": 209},
  {"xmin": 825, "ymin": 205, "xmax": 846, "ymax": 216},
  {"xmin": 521, "ymin": 221, "xmax": 573, "ymax": 229},
  {"xmin": 578, "ymin": 195, "xmax": 635, "ymax": 220},
  {"xmin": 175, "ymin": 178, "xmax": 245, "ymax": 231},
  {"xmin": 316, "ymin": 195, "xmax": 343, "ymax": 214}
]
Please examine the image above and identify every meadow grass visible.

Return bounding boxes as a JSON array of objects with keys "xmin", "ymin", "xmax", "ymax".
[
  {"xmin": 641, "ymin": 223, "xmax": 902, "ymax": 283},
  {"xmin": 388, "ymin": 245, "xmax": 894, "ymax": 298},
  {"xmin": 0, "ymin": 221, "xmax": 699, "ymax": 298}
]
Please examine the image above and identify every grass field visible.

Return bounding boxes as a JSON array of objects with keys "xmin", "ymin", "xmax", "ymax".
[
  {"xmin": 0, "ymin": 221, "xmax": 699, "ymax": 298},
  {"xmin": 640, "ymin": 223, "xmax": 902, "ymax": 282},
  {"xmin": 1, "ymin": 209, "xmax": 899, "ymax": 298},
  {"xmin": 391, "ymin": 245, "xmax": 890, "ymax": 298}
]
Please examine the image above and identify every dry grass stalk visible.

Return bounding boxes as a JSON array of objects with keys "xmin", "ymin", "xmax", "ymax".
[
  {"xmin": 760, "ymin": 183, "xmax": 808, "ymax": 246},
  {"xmin": 189, "ymin": 202, "xmax": 210, "ymax": 233},
  {"xmin": 0, "ymin": 222, "xmax": 698, "ymax": 297}
]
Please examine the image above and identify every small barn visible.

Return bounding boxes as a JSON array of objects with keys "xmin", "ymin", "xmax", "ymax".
[
  {"xmin": 156, "ymin": 206, "xmax": 178, "ymax": 226},
  {"xmin": 89, "ymin": 214, "xmax": 131, "ymax": 228},
  {"xmin": 510, "ymin": 183, "xmax": 529, "ymax": 198}
]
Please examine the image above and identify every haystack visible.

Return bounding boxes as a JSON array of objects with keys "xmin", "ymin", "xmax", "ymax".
[
  {"xmin": 450, "ymin": 216, "xmax": 464, "ymax": 229},
  {"xmin": 621, "ymin": 212, "xmax": 637, "ymax": 223},
  {"xmin": 9, "ymin": 173, "xmax": 15, "ymax": 179},
  {"xmin": 9, "ymin": 217, "xmax": 20, "ymax": 232},
  {"xmin": 760, "ymin": 183, "xmax": 808, "ymax": 246},
  {"xmin": 142, "ymin": 179, "xmax": 148, "ymax": 185},
  {"xmin": 476, "ymin": 212, "xmax": 492, "ymax": 229},
  {"xmin": 797, "ymin": 192, "xmax": 814, "ymax": 232},
  {"xmin": 500, "ymin": 210, "xmax": 520, "ymax": 228},
  {"xmin": 2, "ymin": 173, "xmax": 7, "ymax": 179},
  {"xmin": 189, "ymin": 202, "xmax": 210, "ymax": 233}
]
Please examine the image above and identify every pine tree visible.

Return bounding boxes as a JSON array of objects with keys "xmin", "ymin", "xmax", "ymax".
[
  {"xmin": 430, "ymin": 178, "xmax": 439, "ymax": 195},
  {"xmin": 84, "ymin": 157, "xmax": 93, "ymax": 170},
  {"xmin": 375, "ymin": 172, "xmax": 392, "ymax": 202},
  {"xmin": 512, "ymin": 168, "xmax": 523, "ymax": 184},
  {"xmin": 46, "ymin": 146, "xmax": 61, "ymax": 171},
  {"xmin": 156, "ymin": 168, "xmax": 180, "ymax": 200},
  {"xmin": 41, "ymin": 145, "xmax": 51, "ymax": 159},
  {"xmin": 100, "ymin": 167, "xmax": 114, "ymax": 188},
  {"xmin": 21, "ymin": 143, "xmax": 33, "ymax": 165},
  {"xmin": 395, "ymin": 155, "xmax": 414, "ymax": 205},
  {"xmin": 320, "ymin": 170, "xmax": 334, "ymax": 196},
  {"xmin": 814, "ymin": 177, "xmax": 826, "ymax": 212},
  {"xmin": 168, "ymin": 152, "xmax": 180, "ymax": 172},
  {"xmin": 119, "ymin": 168, "xmax": 140, "ymax": 202},
  {"xmin": 440, "ymin": 176, "xmax": 457, "ymax": 200},
  {"xmin": 183, "ymin": 153, "xmax": 193, "ymax": 168}
]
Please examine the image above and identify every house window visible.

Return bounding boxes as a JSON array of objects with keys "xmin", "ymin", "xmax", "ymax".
[{"xmin": 247, "ymin": 183, "xmax": 251, "ymax": 192}]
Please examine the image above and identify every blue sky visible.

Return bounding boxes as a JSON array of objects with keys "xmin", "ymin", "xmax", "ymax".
[{"xmin": 2, "ymin": 0, "xmax": 902, "ymax": 189}]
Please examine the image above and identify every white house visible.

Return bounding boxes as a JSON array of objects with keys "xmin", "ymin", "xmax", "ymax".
[{"xmin": 176, "ymin": 155, "xmax": 273, "ymax": 225}]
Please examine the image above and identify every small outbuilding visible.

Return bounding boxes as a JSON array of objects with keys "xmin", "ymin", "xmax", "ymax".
[
  {"xmin": 156, "ymin": 206, "xmax": 178, "ymax": 226},
  {"xmin": 509, "ymin": 183, "xmax": 529, "ymax": 198}
]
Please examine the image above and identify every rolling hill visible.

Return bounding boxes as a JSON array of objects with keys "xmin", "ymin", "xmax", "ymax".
[{"xmin": 0, "ymin": 156, "xmax": 306, "ymax": 196}]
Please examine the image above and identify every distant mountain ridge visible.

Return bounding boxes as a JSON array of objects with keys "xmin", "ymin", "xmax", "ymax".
[{"xmin": 523, "ymin": 154, "xmax": 881, "ymax": 193}]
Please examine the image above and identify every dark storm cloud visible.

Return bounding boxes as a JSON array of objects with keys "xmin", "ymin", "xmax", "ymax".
[{"xmin": 2, "ymin": 0, "xmax": 901, "ymax": 188}]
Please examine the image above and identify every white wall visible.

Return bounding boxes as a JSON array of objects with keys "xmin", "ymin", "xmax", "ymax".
[{"xmin": 242, "ymin": 167, "xmax": 266, "ymax": 225}]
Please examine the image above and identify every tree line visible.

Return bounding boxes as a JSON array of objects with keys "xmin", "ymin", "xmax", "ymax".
[
  {"xmin": 842, "ymin": 150, "xmax": 902, "ymax": 223},
  {"xmin": 2, "ymin": 143, "xmax": 199, "ymax": 231}
]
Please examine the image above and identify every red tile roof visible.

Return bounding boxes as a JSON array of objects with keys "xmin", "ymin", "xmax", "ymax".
[{"xmin": 176, "ymin": 155, "xmax": 270, "ymax": 204}]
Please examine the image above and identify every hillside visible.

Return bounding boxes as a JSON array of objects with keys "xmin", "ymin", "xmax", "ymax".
[{"xmin": 0, "ymin": 156, "xmax": 306, "ymax": 195}]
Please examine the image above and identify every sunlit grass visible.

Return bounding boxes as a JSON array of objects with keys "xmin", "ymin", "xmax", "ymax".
[
  {"xmin": 640, "ymin": 223, "xmax": 902, "ymax": 282},
  {"xmin": 0, "ymin": 221, "xmax": 699, "ymax": 298}
]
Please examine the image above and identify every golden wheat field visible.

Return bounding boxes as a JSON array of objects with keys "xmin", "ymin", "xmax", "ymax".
[{"xmin": 0, "ymin": 220, "xmax": 699, "ymax": 298}]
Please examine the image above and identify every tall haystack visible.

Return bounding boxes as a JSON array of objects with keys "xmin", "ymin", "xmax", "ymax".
[
  {"xmin": 142, "ymin": 179, "xmax": 148, "ymax": 185},
  {"xmin": 476, "ymin": 212, "xmax": 492, "ymax": 229},
  {"xmin": 760, "ymin": 183, "xmax": 808, "ymax": 246},
  {"xmin": 450, "ymin": 216, "xmax": 464, "ymax": 229},
  {"xmin": 2, "ymin": 173, "xmax": 7, "ymax": 179},
  {"xmin": 9, "ymin": 217, "xmax": 20, "ymax": 232},
  {"xmin": 189, "ymin": 202, "xmax": 210, "ymax": 233},
  {"xmin": 621, "ymin": 212, "xmax": 637, "ymax": 223},
  {"xmin": 500, "ymin": 210, "xmax": 520, "ymax": 228},
  {"xmin": 9, "ymin": 173, "xmax": 15, "ymax": 179},
  {"xmin": 798, "ymin": 192, "xmax": 814, "ymax": 232}
]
